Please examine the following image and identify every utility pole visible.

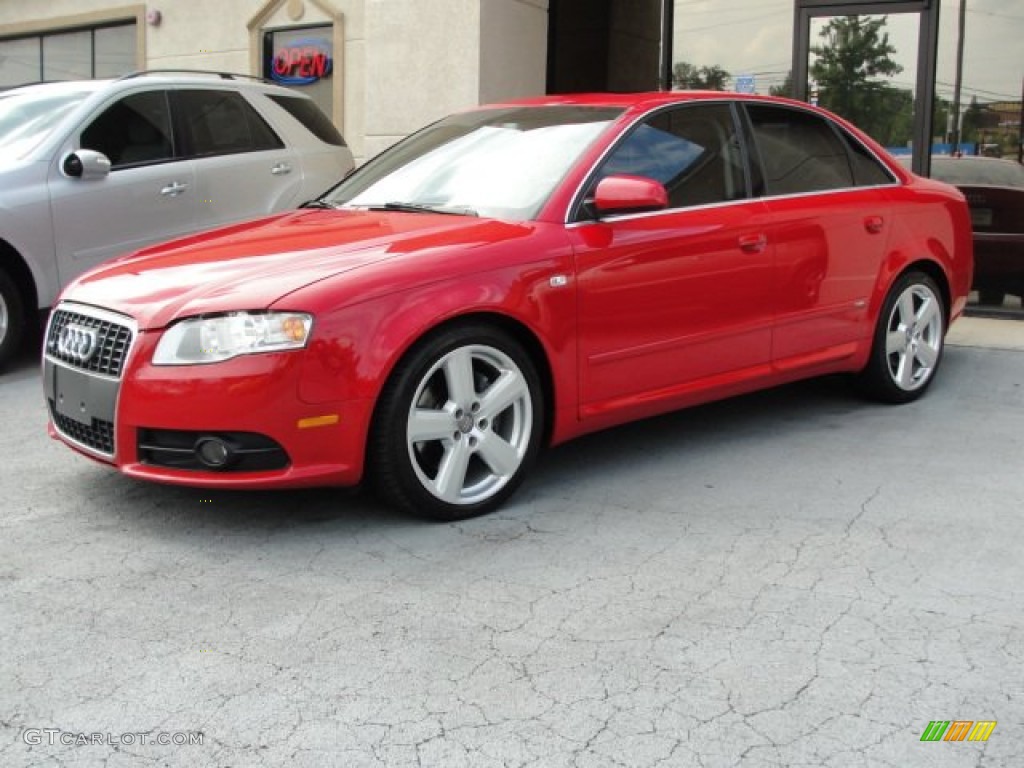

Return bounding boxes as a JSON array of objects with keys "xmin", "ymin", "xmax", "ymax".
[
  {"xmin": 951, "ymin": 0, "xmax": 966, "ymax": 155},
  {"xmin": 1019, "ymin": 76, "xmax": 1023, "ymax": 164}
]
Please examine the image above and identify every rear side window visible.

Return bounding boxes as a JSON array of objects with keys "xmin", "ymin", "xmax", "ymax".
[
  {"xmin": 746, "ymin": 104, "xmax": 854, "ymax": 195},
  {"xmin": 840, "ymin": 131, "xmax": 894, "ymax": 186},
  {"xmin": 267, "ymin": 94, "xmax": 346, "ymax": 146},
  {"xmin": 81, "ymin": 91, "xmax": 174, "ymax": 168},
  {"xmin": 176, "ymin": 89, "xmax": 283, "ymax": 157}
]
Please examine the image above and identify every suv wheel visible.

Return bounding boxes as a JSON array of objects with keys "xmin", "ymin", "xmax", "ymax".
[{"xmin": 0, "ymin": 269, "xmax": 26, "ymax": 369}]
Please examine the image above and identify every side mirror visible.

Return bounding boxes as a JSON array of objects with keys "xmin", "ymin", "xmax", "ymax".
[
  {"xmin": 62, "ymin": 149, "xmax": 112, "ymax": 180},
  {"xmin": 592, "ymin": 174, "xmax": 667, "ymax": 217}
]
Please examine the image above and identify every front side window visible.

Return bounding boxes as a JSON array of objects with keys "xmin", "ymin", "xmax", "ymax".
[
  {"xmin": 745, "ymin": 104, "xmax": 855, "ymax": 195},
  {"xmin": 324, "ymin": 106, "xmax": 623, "ymax": 221},
  {"xmin": 176, "ymin": 90, "xmax": 283, "ymax": 157},
  {"xmin": 80, "ymin": 91, "xmax": 173, "ymax": 168},
  {"xmin": 588, "ymin": 103, "xmax": 746, "ymax": 211}
]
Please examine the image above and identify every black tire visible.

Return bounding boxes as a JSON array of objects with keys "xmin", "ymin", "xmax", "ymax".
[
  {"xmin": 977, "ymin": 289, "xmax": 1005, "ymax": 307},
  {"xmin": 858, "ymin": 271, "xmax": 945, "ymax": 404},
  {"xmin": 370, "ymin": 323, "xmax": 544, "ymax": 521},
  {"xmin": 0, "ymin": 268, "xmax": 26, "ymax": 370}
]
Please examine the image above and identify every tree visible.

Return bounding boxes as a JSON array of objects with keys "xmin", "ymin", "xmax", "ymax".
[
  {"xmin": 810, "ymin": 15, "xmax": 906, "ymax": 143},
  {"xmin": 672, "ymin": 61, "xmax": 731, "ymax": 91},
  {"xmin": 769, "ymin": 71, "xmax": 794, "ymax": 98}
]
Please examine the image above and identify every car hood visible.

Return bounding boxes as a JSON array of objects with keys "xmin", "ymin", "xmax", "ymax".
[{"xmin": 64, "ymin": 209, "xmax": 532, "ymax": 330}]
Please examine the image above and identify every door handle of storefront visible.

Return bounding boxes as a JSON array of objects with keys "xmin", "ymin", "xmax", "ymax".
[
  {"xmin": 864, "ymin": 215, "xmax": 884, "ymax": 234},
  {"xmin": 160, "ymin": 181, "xmax": 188, "ymax": 197},
  {"xmin": 738, "ymin": 233, "xmax": 768, "ymax": 254},
  {"xmin": 271, "ymin": 162, "xmax": 292, "ymax": 176}
]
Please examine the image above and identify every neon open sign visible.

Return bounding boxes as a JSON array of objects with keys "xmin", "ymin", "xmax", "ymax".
[{"xmin": 271, "ymin": 37, "xmax": 333, "ymax": 85}]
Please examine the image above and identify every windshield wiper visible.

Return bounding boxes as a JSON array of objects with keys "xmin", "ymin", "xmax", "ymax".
[
  {"xmin": 298, "ymin": 199, "xmax": 337, "ymax": 209},
  {"xmin": 369, "ymin": 201, "xmax": 478, "ymax": 217}
]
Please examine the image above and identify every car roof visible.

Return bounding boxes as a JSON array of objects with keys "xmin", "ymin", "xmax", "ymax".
[
  {"xmin": 481, "ymin": 90, "xmax": 817, "ymax": 112},
  {"xmin": 2, "ymin": 72, "xmax": 303, "ymax": 98}
]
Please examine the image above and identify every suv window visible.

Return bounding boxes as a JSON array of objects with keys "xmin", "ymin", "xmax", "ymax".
[
  {"xmin": 746, "ymin": 104, "xmax": 854, "ymax": 195},
  {"xmin": 267, "ymin": 93, "xmax": 346, "ymax": 146},
  {"xmin": 80, "ymin": 91, "xmax": 174, "ymax": 168},
  {"xmin": 176, "ymin": 89, "xmax": 284, "ymax": 157},
  {"xmin": 591, "ymin": 103, "xmax": 745, "ymax": 210}
]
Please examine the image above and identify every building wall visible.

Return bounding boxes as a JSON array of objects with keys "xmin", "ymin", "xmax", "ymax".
[{"xmin": 0, "ymin": 0, "xmax": 549, "ymax": 163}]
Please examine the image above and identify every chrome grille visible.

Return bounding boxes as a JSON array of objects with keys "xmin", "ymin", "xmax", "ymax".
[{"xmin": 46, "ymin": 307, "xmax": 134, "ymax": 377}]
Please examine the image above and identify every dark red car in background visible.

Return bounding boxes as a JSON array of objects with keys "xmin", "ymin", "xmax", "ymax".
[
  {"xmin": 914, "ymin": 155, "xmax": 1023, "ymax": 307},
  {"xmin": 44, "ymin": 93, "xmax": 973, "ymax": 520}
]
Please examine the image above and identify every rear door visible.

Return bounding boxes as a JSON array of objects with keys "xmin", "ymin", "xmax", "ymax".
[
  {"xmin": 173, "ymin": 88, "xmax": 303, "ymax": 231},
  {"xmin": 742, "ymin": 103, "xmax": 896, "ymax": 369}
]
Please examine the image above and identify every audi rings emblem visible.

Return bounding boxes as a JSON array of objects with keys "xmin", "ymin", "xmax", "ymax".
[{"xmin": 56, "ymin": 324, "xmax": 100, "ymax": 363}]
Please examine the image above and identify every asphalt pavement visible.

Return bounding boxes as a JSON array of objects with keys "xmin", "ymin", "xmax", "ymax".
[{"xmin": 1, "ymin": 320, "xmax": 1022, "ymax": 767}]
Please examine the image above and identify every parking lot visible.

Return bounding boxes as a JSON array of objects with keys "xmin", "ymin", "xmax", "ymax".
[{"xmin": 2, "ymin": 326, "xmax": 1023, "ymax": 767}]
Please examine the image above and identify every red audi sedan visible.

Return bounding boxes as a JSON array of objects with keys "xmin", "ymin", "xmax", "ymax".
[{"xmin": 44, "ymin": 93, "xmax": 973, "ymax": 520}]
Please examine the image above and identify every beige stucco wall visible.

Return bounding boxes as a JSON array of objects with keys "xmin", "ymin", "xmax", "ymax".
[
  {"xmin": 479, "ymin": 0, "xmax": 548, "ymax": 106},
  {"xmin": 0, "ymin": 0, "xmax": 549, "ymax": 164}
]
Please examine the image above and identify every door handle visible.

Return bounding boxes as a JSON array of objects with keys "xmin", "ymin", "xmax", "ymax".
[
  {"xmin": 864, "ymin": 215, "xmax": 884, "ymax": 234},
  {"xmin": 160, "ymin": 181, "xmax": 188, "ymax": 197},
  {"xmin": 271, "ymin": 162, "xmax": 292, "ymax": 176},
  {"xmin": 738, "ymin": 233, "xmax": 768, "ymax": 253}
]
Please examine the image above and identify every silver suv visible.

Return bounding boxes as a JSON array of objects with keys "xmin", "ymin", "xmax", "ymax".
[{"xmin": 0, "ymin": 71, "xmax": 354, "ymax": 367}]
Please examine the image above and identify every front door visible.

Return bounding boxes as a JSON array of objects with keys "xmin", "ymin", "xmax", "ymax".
[
  {"xmin": 571, "ymin": 102, "xmax": 774, "ymax": 419},
  {"xmin": 48, "ymin": 89, "xmax": 197, "ymax": 286}
]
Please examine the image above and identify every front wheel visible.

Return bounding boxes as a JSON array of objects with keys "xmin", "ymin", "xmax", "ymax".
[
  {"xmin": 370, "ymin": 323, "xmax": 544, "ymax": 520},
  {"xmin": 858, "ymin": 271, "xmax": 945, "ymax": 404},
  {"xmin": 0, "ymin": 269, "xmax": 26, "ymax": 370}
]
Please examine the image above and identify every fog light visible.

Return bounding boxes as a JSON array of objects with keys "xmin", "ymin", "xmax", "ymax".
[{"xmin": 194, "ymin": 436, "xmax": 233, "ymax": 469}]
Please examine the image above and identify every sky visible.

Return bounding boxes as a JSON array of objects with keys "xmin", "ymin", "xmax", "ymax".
[{"xmin": 671, "ymin": 0, "xmax": 1023, "ymax": 105}]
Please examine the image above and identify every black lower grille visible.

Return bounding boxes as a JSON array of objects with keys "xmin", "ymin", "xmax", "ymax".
[
  {"xmin": 49, "ymin": 401, "xmax": 115, "ymax": 455},
  {"xmin": 138, "ymin": 429, "xmax": 289, "ymax": 472}
]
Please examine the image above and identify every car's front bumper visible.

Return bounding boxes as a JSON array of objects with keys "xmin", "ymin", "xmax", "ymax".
[{"xmin": 45, "ymin": 306, "xmax": 371, "ymax": 489}]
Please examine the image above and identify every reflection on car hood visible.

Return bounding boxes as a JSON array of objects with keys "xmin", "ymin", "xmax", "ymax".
[{"xmin": 64, "ymin": 209, "xmax": 527, "ymax": 329}]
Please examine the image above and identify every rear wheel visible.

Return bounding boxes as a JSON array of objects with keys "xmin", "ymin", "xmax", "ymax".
[
  {"xmin": 977, "ymin": 289, "xmax": 1005, "ymax": 307},
  {"xmin": 370, "ymin": 323, "xmax": 544, "ymax": 520},
  {"xmin": 0, "ymin": 269, "xmax": 26, "ymax": 370},
  {"xmin": 858, "ymin": 271, "xmax": 945, "ymax": 403}
]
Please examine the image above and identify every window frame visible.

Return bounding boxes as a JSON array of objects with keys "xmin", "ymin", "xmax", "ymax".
[
  {"xmin": 170, "ymin": 88, "xmax": 285, "ymax": 160},
  {"xmin": 78, "ymin": 89, "xmax": 177, "ymax": 170},
  {"xmin": 741, "ymin": 102, "xmax": 897, "ymax": 200},
  {"xmin": 569, "ymin": 101, "xmax": 753, "ymax": 224}
]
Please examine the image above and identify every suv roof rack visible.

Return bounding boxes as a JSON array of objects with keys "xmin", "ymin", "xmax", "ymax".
[{"xmin": 116, "ymin": 69, "xmax": 273, "ymax": 84}]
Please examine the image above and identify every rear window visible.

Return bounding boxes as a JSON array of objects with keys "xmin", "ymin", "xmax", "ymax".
[
  {"xmin": 268, "ymin": 94, "xmax": 346, "ymax": 146},
  {"xmin": 929, "ymin": 158, "xmax": 1024, "ymax": 188}
]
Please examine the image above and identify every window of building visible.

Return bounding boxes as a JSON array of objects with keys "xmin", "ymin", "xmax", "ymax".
[
  {"xmin": 262, "ymin": 25, "xmax": 334, "ymax": 121},
  {"xmin": 0, "ymin": 22, "xmax": 136, "ymax": 87}
]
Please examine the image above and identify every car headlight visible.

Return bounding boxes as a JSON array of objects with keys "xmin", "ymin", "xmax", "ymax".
[{"xmin": 153, "ymin": 311, "xmax": 313, "ymax": 365}]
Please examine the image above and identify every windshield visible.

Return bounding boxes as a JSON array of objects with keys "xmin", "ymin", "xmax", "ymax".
[
  {"xmin": 324, "ymin": 105, "xmax": 624, "ymax": 220},
  {"xmin": 0, "ymin": 86, "xmax": 94, "ymax": 158}
]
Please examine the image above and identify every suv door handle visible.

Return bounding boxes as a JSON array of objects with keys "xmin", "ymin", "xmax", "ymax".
[
  {"xmin": 864, "ymin": 215, "xmax": 884, "ymax": 234},
  {"xmin": 271, "ymin": 162, "xmax": 292, "ymax": 176},
  {"xmin": 160, "ymin": 181, "xmax": 188, "ymax": 197},
  {"xmin": 738, "ymin": 233, "xmax": 768, "ymax": 253}
]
